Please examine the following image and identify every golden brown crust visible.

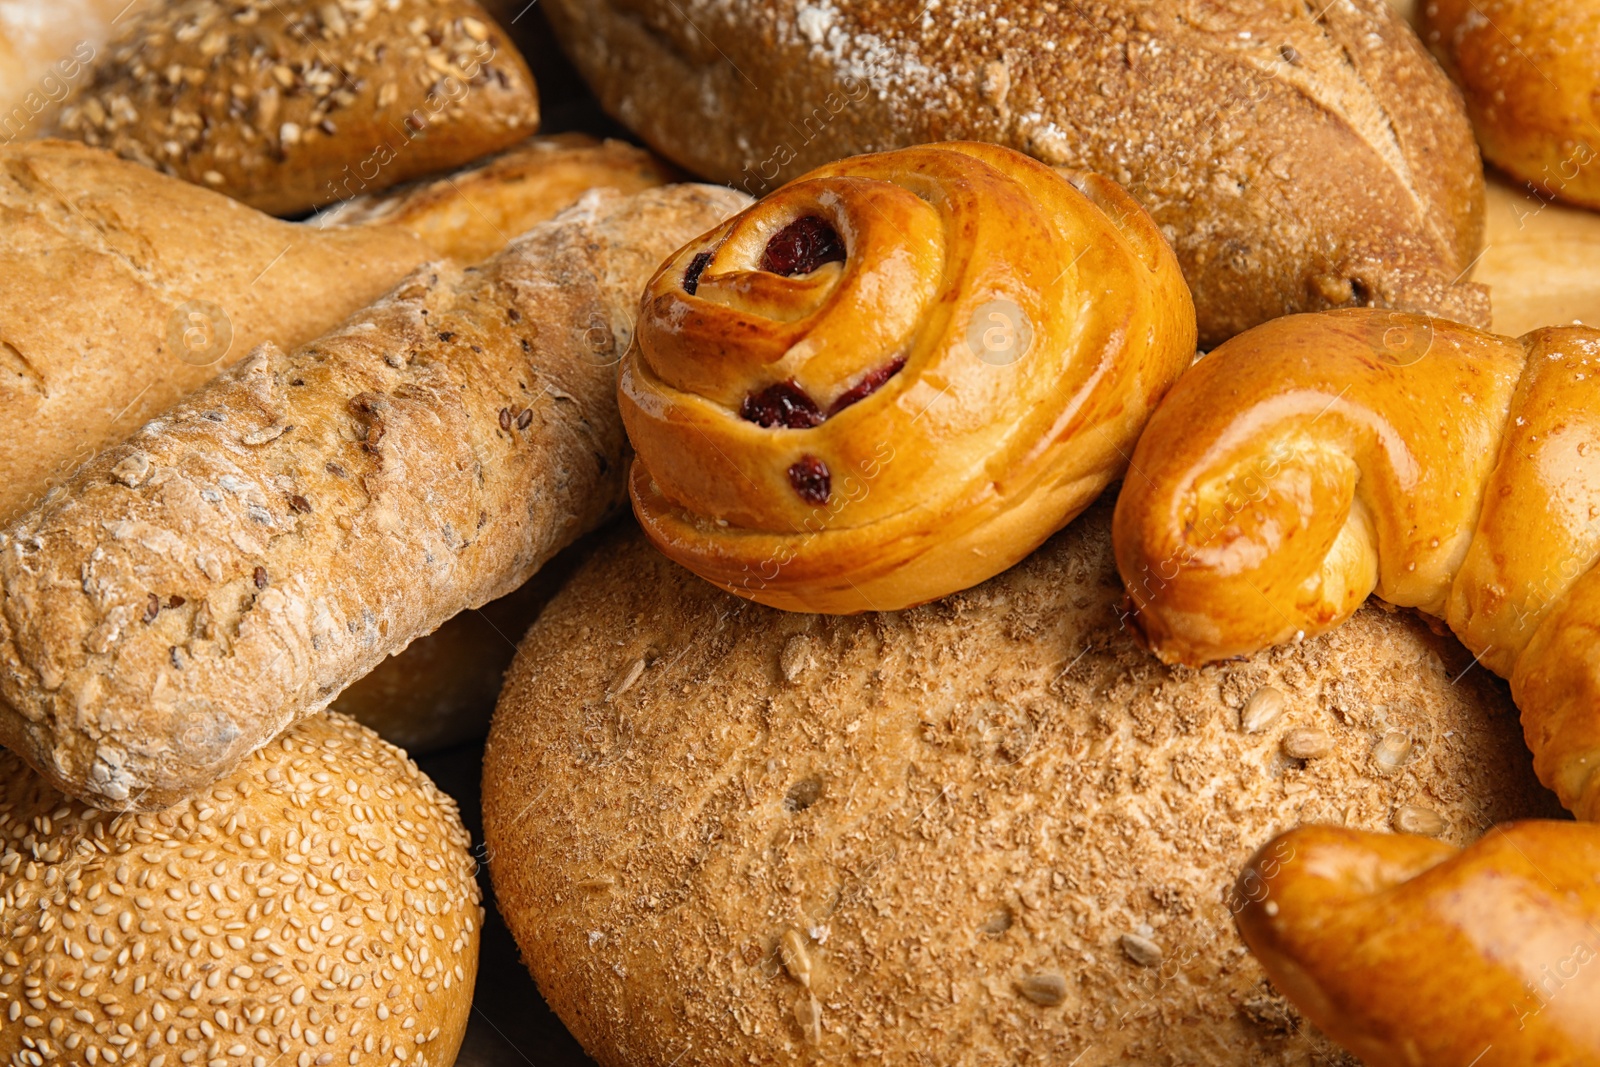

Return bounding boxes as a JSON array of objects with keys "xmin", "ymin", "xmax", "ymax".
[
  {"xmin": 1423, "ymin": 0, "xmax": 1600, "ymax": 210},
  {"xmin": 318, "ymin": 133, "xmax": 676, "ymax": 263},
  {"xmin": 56, "ymin": 0, "xmax": 540, "ymax": 217},
  {"xmin": 1235, "ymin": 823, "xmax": 1600, "ymax": 1066},
  {"xmin": 542, "ymin": 0, "xmax": 1488, "ymax": 345},
  {"xmin": 483, "ymin": 504, "xmax": 1561, "ymax": 1066},
  {"xmin": 0, "ymin": 710, "xmax": 483, "ymax": 1067},
  {"xmin": 622, "ymin": 143, "xmax": 1196, "ymax": 613},
  {"xmin": 1111, "ymin": 308, "xmax": 1600, "ymax": 817},
  {"xmin": 0, "ymin": 183, "xmax": 748, "ymax": 811},
  {"xmin": 0, "ymin": 139, "xmax": 429, "ymax": 525}
]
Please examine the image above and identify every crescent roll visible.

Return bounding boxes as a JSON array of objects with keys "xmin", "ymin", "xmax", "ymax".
[{"xmin": 621, "ymin": 141, "xmax": 1196, "ymax": 614}]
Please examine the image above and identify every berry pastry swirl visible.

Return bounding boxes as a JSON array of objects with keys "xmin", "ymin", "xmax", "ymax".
[{"xmin": 620, "ymin": 142, "xmax": 1196, "ymax": 613}]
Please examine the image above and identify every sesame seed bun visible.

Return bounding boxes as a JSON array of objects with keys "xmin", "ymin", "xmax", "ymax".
[
  {"xmin": 483, "ymin": 501, "xmax": 1562, "ymax": 1065},
  {"xmin": 0, "ymin": 712, "xmax": 481, "ymax": 1067}
]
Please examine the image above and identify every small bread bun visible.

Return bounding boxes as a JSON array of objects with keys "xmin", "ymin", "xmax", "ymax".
[
  {"xmin": 621, "ymin": 142, "xmax": 1195, "ymax": 613},
  {"xmin": 57, "ymin": 0, "xmax": 540, "ymax": 217},
  {"xmin": 483, "ymin": 503, "xmax": 1561, "ymax": 1066},
  {"xmin": 1423, "ymin": 0, "xmax": 1600, "ymax": 210},
  {"xmin": 0, "ymin": 712, "xmax": 482, "ymax": 1067}
]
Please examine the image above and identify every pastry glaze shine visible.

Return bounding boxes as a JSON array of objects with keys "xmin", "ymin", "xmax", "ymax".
[{"xmin": 623, "ymin": 142, "xmax": 1196, "ymax": 614}]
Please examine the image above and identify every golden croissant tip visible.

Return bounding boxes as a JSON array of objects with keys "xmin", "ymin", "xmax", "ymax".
[{"xmin": 619, "ymin": 142, "xmax": 1197, "ymax": 615}]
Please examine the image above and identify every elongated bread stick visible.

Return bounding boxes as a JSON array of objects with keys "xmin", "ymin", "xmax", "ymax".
[{"xmin": 0, "ymin": 182, "xmax": 746, "ymax": 810}]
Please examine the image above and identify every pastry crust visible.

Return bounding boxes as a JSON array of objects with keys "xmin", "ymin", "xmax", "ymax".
[
  {"xmin": 0, "ymin": 711, "xmax": 483, "ymax": 1067},
  {"xmin": 1423, "ymin": 0, "xmax": 1600, "ymax": 210},
  {"xmin": 483, "ymin": 504, "xmax": 1561, "ymax": 1066},
  {"xmin": 1235, "ymin": 823, "xmax": 1600, "ymax": 1067},
  {"xmin": 1112, "ymin": 307, "xmax": 1600, "ymax": 818},
  {"xmin": 0, "ymin": 183, "xmax": 747, "ymax": 811},
  {"xmin": 622, "ymin": 142, "xmax": 1196, "ymax": 613},
  {"xmin": 542, "ymin": 0, "xmax": 1489, "ymax": 345},
  {"xmin": 56, "ymin": 0, "xmax": 540, "ymax": 216}
]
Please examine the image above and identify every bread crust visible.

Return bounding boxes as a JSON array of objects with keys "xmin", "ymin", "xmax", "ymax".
[
  {"xmin": 0, "ymin": 139, "xmax": 429, "ymax": 525},
  {"xmin": 483, "ymin": 504, "xmax": 1560, "ymax": 1066},
  {"xmin": 1423, "ymin": 0, "xmax": 1600, "ymax": 210},
  {"xmin": 0, "ymin": 183, "xmax": 748, "ymax": 811},
  {"xmin": 56, "ymin": 0, "xmax": 540, "ymax": 216},
  {"xmin": 542, "ymin": 0, "xmax": 1489, "ymax": 345},
  {"xmin": 0, "ymin": 710, "xmax": 483, "ymax": 1067}
]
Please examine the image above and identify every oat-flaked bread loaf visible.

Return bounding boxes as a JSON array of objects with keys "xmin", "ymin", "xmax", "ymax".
[
  {"xmin": 56, "ymin": 0, "xmax": 540, "ymax": 216},
  {"xmin": 0, "ymin": 711, "xmax": 482, "ymax": 1067},
  {"xmin": 321, "ymin": 132, "xmax": 676, "ymax": 264},
  {"xmin": 482, "ymin": 503, "xmax": 1562, "ymax": 1066},
  {"xmin": 0, "ymin": 183, "xmax": 748, "ymax": 811},
  {"xmin": 0, "ymin": 139, "xmax": 428, "ymax": 524},
  {"xmin": 542, "ymin": 0, "xmax": 1488, "ymax": 346}
]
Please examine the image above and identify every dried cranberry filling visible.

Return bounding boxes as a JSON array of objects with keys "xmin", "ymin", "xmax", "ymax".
[
  {"xmin": 740, "ymin": 380, "xmax": 824, "ymax": 428},
  {"xmin": 829, "ymin": 356, "xmax": 907, "ymax": 415},
  {"xmin": 788, "ymin": 455, "xmax": 831, "ymax": 505},
  {"xmin": 682, "ymin": 251, "xmax": 713, "ymax": 295},
  {"xmin": 761, "ymin": 216, "xmax": 846, "ymax": 277}
]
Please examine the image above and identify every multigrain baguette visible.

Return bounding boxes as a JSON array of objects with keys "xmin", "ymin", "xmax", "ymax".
[
  {"xmin": 542, "ymin": 0, "xmax": 1489, "ymax": 345},
  {"xmin": 56, "ymin": 0, "xmax": 540, "ymax": 216},
  {"xmin": 0, "ymin": 139, "xmax": 429, "ymax": 523},
  {"xmin": 0, "ymin": 182, "xmax": 747, "ymax": 811}
]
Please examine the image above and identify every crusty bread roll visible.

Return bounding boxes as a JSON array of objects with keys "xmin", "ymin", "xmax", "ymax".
[
  {"xmin": 1236, "ymin": 823, "xmax": 1600, "ymax": 1067},
  {"xmin": 320, "ymin": 133, "xmax": 675, "ymax": 264},
  {"xmin": 0, "ymin": 710, "xmax": 482, "ymax": 1067},
  {"xmin": 482, "ymin": 503, "xmax": 1561, "ymax": 1066},
  {"xmin": 622, "ymin": 142, "xmax": 1195, "ymax": 613},
  {"xmin": 1479, "ymin": 173, "xmax": 1600, "ymax": 335},
  {"xmin": 1422, "ymin": 0, "xmax": 1600, "ymax": 210},
  {"xmin": 0, "ymin": 139, "xmax": 428, "ymax": 524},
  {"xmin": 542, "ymin": 0, "xmax": 1489, "ymax": 346},
  {"xmin": 0, "ymin": 183, "xmax": 747, "ymax": 812},
  {"xmin": 56, "ymin": 0, "xmax": 540, "ymax": 217}
]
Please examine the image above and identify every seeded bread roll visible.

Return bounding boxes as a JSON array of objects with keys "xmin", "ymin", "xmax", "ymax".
[
  {"xmin": 482, "ymin": 503, "xmax": 1561, "ymax": 1066},
  {"xmin": 1422, "ymin": 0, "xmax": 1600, "ymax": 211},
  {"xmin": 0, "ymin": 182, "xmax": 747, "ymax": 812},
  {"xmin": 542, "ymin": 0, "xmax": 1489, "ymax": 346},
  {"xmin": 320, "ymin": 133, "xmax": 675, "ymax": 263},
  {"xmin": 0, "ymin": 710, "xmax": 482, "ymax": 1067},
  {"xmin": 56, "ymin": 0, "xmax": 540, "ymax": 217},
  {"xmin": 0, "ymin": 139, "xmax": 429, "ymax": 525}
]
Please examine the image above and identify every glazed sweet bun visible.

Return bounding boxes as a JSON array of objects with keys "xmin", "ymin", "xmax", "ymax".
[
  {"xmin": 482, "ymin": 502, "xmax": 1561, "ymax": 1066},
  {"xmin": 0, "ymin": 712, "xmax": 482, "ymax": 1067},
  {"xmin": 1423, "ymin": 0, "xmax": 1600, "ymax": 210},
  {"xmin": 621, "ymin": 142, "xmax": 1196, "ymax": 614}
]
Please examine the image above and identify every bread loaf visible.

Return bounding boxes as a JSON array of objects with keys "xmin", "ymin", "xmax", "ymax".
[
  {"xmin": 0, "ymin": 182, "xmax": 747, "ymax": 811},
  {"xmin": 320, "ymin": 133, "xmax": 674, "ymax": 263},
  {"xmin": 1422, "ymin": 0, "xmax": 1600, "ymax": 210},
  {"xmin": 0, "ymin": 139, "xmax": 428, "ymax": 524},
  {"xmin": 542, "ymin": 0, "xmax": 1489, "ymax": 345},
  {"xmin": 0, "ymin": 0, "xmax": 124, "ymax": 140},
  {"xmin": 56, "ymin": 0, "xmax": 540, "ymax": 216},
  {"xmin": 482, "ymin": 504, "xmax": 1561, "ymax": 1066},
  {"xmin": 0, "ymin": 710, "xmax": 482, "ymax": 1067}
]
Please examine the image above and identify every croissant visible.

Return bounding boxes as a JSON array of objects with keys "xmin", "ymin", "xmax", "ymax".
[
  {"xmin": 1234, "ymin": 824, "xmax": 1600, "ymax": 1066},
  {"xmin": 621, "ymin": 141, "xmax": 1196, "ymax": 614}
]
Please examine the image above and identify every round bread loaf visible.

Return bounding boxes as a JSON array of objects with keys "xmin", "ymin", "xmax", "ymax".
[
  {"xmin": 1422, "ymin": 0, "xmax": 1600, "ymax": 210},
  {"xmin": 0, "ymin": 712, "xmax": 482, "ymax": 1067},
  {"xmin": 483, "ymin": 503, "xmax": 1562, "ymax": 1065},
  {"xmin": 540, "ymin": 0, "xmax": 1489, "ymax": 346}
]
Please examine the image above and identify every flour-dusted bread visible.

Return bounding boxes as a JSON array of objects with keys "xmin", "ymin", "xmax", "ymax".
[
  {"xmin": 542, "ymin": 0, "xmax": 1489, "ymax": 346},
  {"xmin": 483, "ymin": 503, "xmax": 1561, "ymax": 1066},
  {"xmin": 56, "ymin": 0, "xmax": 540, "ymax": 216},
  {"xmin": 0, "ymin": 139, "xmax": 428, "ymax": 524},
  {"xmin": 0, "ymin": 711, "xmax": 482, "ymax": 1067},
  {"xmin": 0, "ymin": 182, "xmax": 748, "ymax": 812}
]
